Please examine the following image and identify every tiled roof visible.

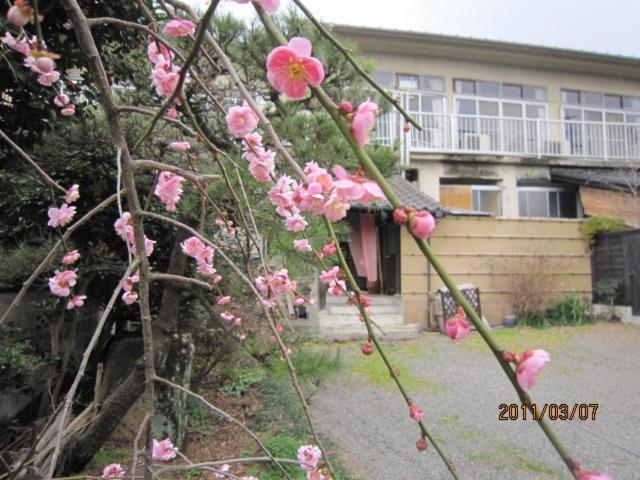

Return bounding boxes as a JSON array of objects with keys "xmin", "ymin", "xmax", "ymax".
[
  {"xmin": 352, "ymin": 175, "xmax": 444, "ymax": 216},
  {"xmin": 551, "ymin": 167, "xmax": 640, "ymax": 190}
]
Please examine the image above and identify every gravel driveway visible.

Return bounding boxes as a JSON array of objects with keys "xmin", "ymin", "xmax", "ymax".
[{"xmin": 311, "ymin": 323, "xmax": 640, "ymax": 480}]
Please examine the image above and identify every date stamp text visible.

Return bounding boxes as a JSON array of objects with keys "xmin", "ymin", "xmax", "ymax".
[{"xmin": 498, "ymin": 403, "xmax": 598, "ymax": 421}]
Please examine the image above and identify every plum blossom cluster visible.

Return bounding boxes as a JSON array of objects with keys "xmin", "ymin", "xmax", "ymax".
[
  {"xmin": 47, "ymin": 186, "xmax": 86, "ymax": 310},
  {"xmin": 338, "ymin": 99, "xmax": 380, "ymax": 147},
  {"xmin": 4, "ymin": 3, "xmax": 78, "ymax": 115},
  {"xmin": 121, "ymin": 272, "xmax": 140, "ymax": 305},
  {"xmin": 154, "ymin": 171, "xmax": 184, "ymax": 212},
  {"xmin": 147, "ymin": 36, "xmax": 187, "ymax": 115},
  {"xmin": 255, "ymin": 268, "xmax": 308, "ymax": 308},
  {"xmin": 99, "ymin": 438, "xmax": 176, "ymax": 479},
  {"xmin": 318, "ymin": 266, "xmax": 347, "ymax": 297},
  {"xmin": 392, "ymin": 206, "xmax": 436, "ymax": 240},
  {"xmin": 181, "ymin": 236, "xmax": 220, "ymax": 284},
  {"xmin": 114, "ymin": 212, "xmax": 156, "ymax": 258}
]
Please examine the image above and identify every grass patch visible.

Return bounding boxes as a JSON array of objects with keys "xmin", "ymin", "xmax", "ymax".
[
  {"xmin": 461, "ymin": 326, "xmax": 580, "ymax": 355},
  {"xmin": 470, "ymin": 444, "xmax": 564, "ymax": 478},
  {"xmin": 88, "ymin": 446, "xmax": 130, "ymax": 469},
  {"xmin": 348, "ymin": 350, "xmax": 442, "ymax": 394}
]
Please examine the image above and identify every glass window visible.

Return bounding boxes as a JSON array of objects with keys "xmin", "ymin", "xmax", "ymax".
[
  {"xmin": 503, "ymin": 102, "xmax": 523, "ymax": 117},
  {"xmin": 501, "ymin": 84, "xmax": 522, "ymax": 99},
  {"xmin": 372, "ymin": 71, "xmax": 394, "ymax": 88},
  {"xmin": 604, "ymin": 94, "xmax": 623, "ymax": 109},
  {"xmin": 562, "ymin": 90, "xmax": 581, "ymax": 105},
  {"xmin": 623, "ymin": 96, "xmax": 640, "ymax": 111},
  {"xmin": 585, "ymin": 110, "xmax": 603, "ymax": 122},
  {"xmin": 398, "ymin": 74, "xmax": 419, "ymax": 90},
  {"xmin": 454, "ymin": 79, "xmax": 475, "ymax": 94},
  {"xmin": 407, "ymin": 93, "xmax": 419, "ymax": 111},
  {"xmin": 477, "ymin": 81, "xmax": 500, "ymax": 97},
  {"xmin": 420, "ymin": 75, "xmax": 445, "ymax": 92},
  {"xmin": 564, "ymin": 108, "xmax": 582, "ymax": 121},
  {"xmin": 582, "ymin": 92, "xmax": 603, "ymax": 107},
  {"xmin": 421, "ymin": 94, "xmax": 444, "ymax": 113},
  {"xmin": 472, "ymin": 187, "xmax": 502, "ymax": 215},
  {"xmin": 527, "ymin": 191, "xmax": 548, "ymax": 217},
  {"xmin": 626, "ymin": 113, "xmax": 640, "ymax": 124},
  {"xmin": 606, "ymin": 112, "xmax": 624, "ymax": 123},
  {"xmin": 523, "ymin": 86, "xmax": 548, "ymax": 102},
  {"xmin": 549, "ymin": 191, "xmax": 559, "ymax": 217},
  {"xmin": 479, "ymin": 100, "xmax": 499, "ymax": 116},
  {"xmin": 559, "ymin": 192, "xmax": 577, "ymax": 217},
  {"xmin": 456, "ymin": 98, "xmax": 477, "ymax": 115},
  {"xmin": 526, "ymin": 104, "xmax": 545, "ymax": 119}
]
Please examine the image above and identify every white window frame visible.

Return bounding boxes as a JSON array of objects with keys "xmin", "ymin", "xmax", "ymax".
[{"xmin": 518, "ymin": 186, "xmax": 581, "ymax": 219}]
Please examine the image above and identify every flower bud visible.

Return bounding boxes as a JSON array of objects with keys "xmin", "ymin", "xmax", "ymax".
[
  {"xmin": 409, "ymin": 210, "xmax": 436, "ymax": 240},
  {"xmin": 36, "ymin": 56, "xmax": 55, "ymax": 74},
  {"xmin": 361, "ymin": 341, "xmax": 373, "ymax": 355},
  {"xmin": 416, "ymin": 437, "xmax": 428, "ymax": 451},
  {"xmin": 338, "ymin": 101, "xmax": 353, "ymax": 114},
  {"xmin": 502, "ymin": 351, "xmax": 516, "ymax": 363},
  {"xmin": 392, "ymin": 208, "xmax": 408, "ymax": 225},
  {"xmin": 403, "ymin": 123, "xmax": 411, "ymax": 133}
]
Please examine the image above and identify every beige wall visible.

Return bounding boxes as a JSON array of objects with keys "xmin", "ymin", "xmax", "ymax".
[{"xmin": 400, "ymin": 216, "xmax": 592, "ymax": 327}]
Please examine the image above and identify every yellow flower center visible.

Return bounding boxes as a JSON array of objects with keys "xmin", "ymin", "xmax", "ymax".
[{"xmin": 288, "ymin": 60, "xmax": 304, "ymax": 78}]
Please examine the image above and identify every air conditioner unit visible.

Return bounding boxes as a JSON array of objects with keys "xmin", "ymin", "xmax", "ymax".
[{"xmin": 462, "ymin": 133, "xmax": 490, "ymax": 151}]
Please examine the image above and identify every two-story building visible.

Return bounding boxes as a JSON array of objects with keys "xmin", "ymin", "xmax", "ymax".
[
  {"xmin": 336, "ymin": 25, "xmax": 640, "ymax": 221},
  {"xmin": 305, "ymin": 26, "xmax": 640, "ymax": 338}
]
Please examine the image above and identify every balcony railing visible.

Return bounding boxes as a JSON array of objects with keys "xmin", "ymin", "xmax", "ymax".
[{"xmin": 375, "ymin": 111, "xmax": 640, "ymax": 164}]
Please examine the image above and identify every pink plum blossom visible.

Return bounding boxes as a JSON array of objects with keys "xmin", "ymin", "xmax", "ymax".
[
  {"xmin": 338, "ymin": 100, "xmax": 353, "ymax": 113},
  {"xmin": 54, "ymin": 94, "xmax": 70, "ymax": 107},
  {"xmin": 130, "ymin": 236, "xmax": 156, "ymax": 257},
  {"xmin": 151, "ymin": 55, "xmax": 181, "ymax": 98},
  {"xmin": 48, "ymin": 270, "xmax": 77, "ymax": 297},
  {"xmin": 293, "ymin": 297, "xmax": 305, "ymax": 306},
  {"xmin": 62, "ymin": 250, "xmax": 81, "ymax": 265},
  {"xmin": 101, "ymin": 463, "xmax": 125, "ymax": 479},
  {"xmin": 152, "ymin": 438, "xmax": 177, "ymax": 461},
  {"xmin": 66, "ymin": 295, "xmax": 87, "ymax": 310},
  {"xmin": 163, "ymin": 19, "xmax": 196, "ymax": 38},
  {"xmin": 266, "ymin": 37, "xmax": 324, "ymax": 100},
  {"xmin": 323, "ymin": 193, "xmax": 350, "ymax": 222},
  {"xmin": 248, "ymin": 149, "xmax": 276, "ymax": 182},
  {"xmin": 327, "ymin": 279, "xmax": 347, "ymax": 296},
  {"xmin": 321, "ymin": 242, "xmax": 336, "ymax": 256},
  {"xmin": 409, "ymin": 210, "xmax": 436, "ymax": 240},
  {"xmin": 2, "ymin": 32, "xmax": 31, "ymax": 55},
  {"xmin": 154, "ymin": 171, "xmax": 184, "ymax": 212},
  {"xmin": 220, "ymin": 311, "xmax": 235, "ymax": 322},
  {"xmin": 409, "ymin": 402, "xmax": 424, "ymax": 422},
  {"xmin": 64, "ymin": 184, "xmax": 80, "ymax": 203},
  {"xmin": 351, "ymin": 99, "xmax": 379, "ymax": 146},
  {"xmin": 297, "ymin": 445, "xmax": 322, "ymax": 471},
  {"xmin": 181, "ymin": 236, "xmax": 205, "ymax": 258},
  {"xmin": 444, "ymin": 309, "xmax": 470, "ymax": 340},
  {"xmin": 576, "ymin": 471, "xmax": 613, "ymax": 480},
  {"xmin": 61, "ymin": 105, "xmax": 76, "ymax": 116},
  {"xmin": 169, "ymin": 141, "xmax": 191, "ymax": 151},
  {"xmin": 232, "ymin": 0, "xmax": 280, "ymax": 14},
  {"xmin": 37, "ymin": 70, "xmax": 60, "ymax": 87},
  {"xmin": 286, "ymin": 214, "xmax": 308, "ymax": 232},
  {"xmin": 214, "ymin": 464, "xmax": 230, "ymax": 479},
  {"xmin": 7, "ymin": 1, "xmax": 34, "ymax": 27},
  {"xmin": 114, "ymin": 212, "xmax": 134, "ymax": 243},
  {"xmin": 332, "ymin": 165, "xmax": 384, "ymax": 205},
  {"xmin": 319, "ymin": 266, "xmax": 339, "ymax": 284},
  {"xmin": 516, "ymin": 349, "xmax": 550, "ymax": 390},
  {"xmin": 122, "ymin": 273, "xmax": 139, "ymax": 293},
  {"xmin": 294, "ymin": 239, "xmax": 312, "ymax": 252},
  {"xmin": 47, "ymin": 204, "xmax": 76, "ymax": 228},
  {"xmin": 148, "ymin": 41, "xmax": 173, "ymax": 64},
  {"xmin": 217, "ymin": 296, "xmax": 231, "ymax": 305},
  {"xmin": 122, "ymin": 291, "xmax": 139, "ymax": 305},
  {"xmin": 226, "ymin": 102, "xmax": 259, "ymax": 137}
]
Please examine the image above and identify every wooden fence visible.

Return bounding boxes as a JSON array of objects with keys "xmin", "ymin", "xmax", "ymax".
[
  {"xmin": 591, "ymin": 229, "xmax": 640, "ymax": 314},
  {"xmin": 400, "ymin": 216, "xmax": 592, "ymax": 327}
]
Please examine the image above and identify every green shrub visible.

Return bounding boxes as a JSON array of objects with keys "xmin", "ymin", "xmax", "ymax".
[
  {"xmin": 271, "ymin": 348, "xmax": 341, "ymax": 385},
  {"xmin": 218, "ymin": 370, "xmax": 265, "ymax": 397},
  {"xmin": 0, "ymin": 243, "xmax": 54, "ymax": 291},
  {"xmin": 245, "ymin": 435, "xmax": 307, "ymax": 480},
  {"xmin": 582, "ymin": 216, "xmax": 627, "ymax": 243},
  {"xmin": 519, "ymin": 294, "xmax": 591, "ymax": 329},
  {"xmin": 0, "ymin": 326, "xmax": 43, "ymax": 390}
]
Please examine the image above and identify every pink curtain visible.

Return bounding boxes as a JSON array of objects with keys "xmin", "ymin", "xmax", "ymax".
[{"xmin": 348, "ymin": 213, "xmax": 378, "ymax": 282}]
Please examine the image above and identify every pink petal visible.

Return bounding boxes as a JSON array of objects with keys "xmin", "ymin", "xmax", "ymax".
[
  {"xmin": 302, "ymin": 57, "xmax": 325, "ymax": 86},
  {"xmin": 288, "ymin": 37, "xmax": 312, "ymax": 57}
]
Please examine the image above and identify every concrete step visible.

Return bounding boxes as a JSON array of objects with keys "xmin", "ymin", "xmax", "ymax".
[
  {"xmin": 317, "ymin": 313, "xmax": 405, "ymax": 327},
  {"xmin": 326, "ymin": 304, "xmax": 404, "ymax": 315},
  {"xmin": 318, "ymin": 322, "xmax": 422, "ymax": 341},
  {"xmin": 324, "ymin": 295, "xmax": 402, "ymax": 307}
]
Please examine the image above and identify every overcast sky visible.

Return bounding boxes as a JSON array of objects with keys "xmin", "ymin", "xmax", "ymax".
[{"xmin": 201, "ymin": 0, "xmax": 640, "ymax": 58}]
